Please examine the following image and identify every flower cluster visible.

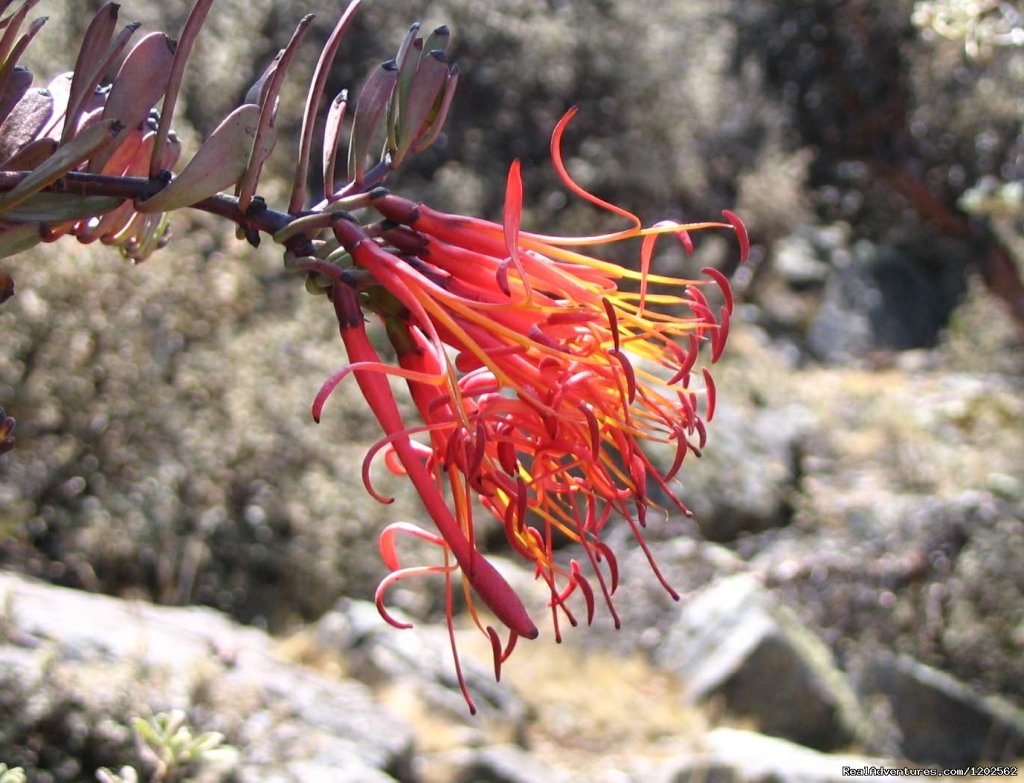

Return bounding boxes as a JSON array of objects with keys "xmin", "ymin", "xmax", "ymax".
[
  {"xmin": 0, "ymin": 0, "xmax": 749, "ymax": 712},
  {"xmin": 312, "ymin": 109, "xmax": 748, "ymax": 710}
]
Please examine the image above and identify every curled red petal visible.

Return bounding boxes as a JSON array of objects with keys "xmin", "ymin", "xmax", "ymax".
[
  {"xmin": 363, "ymin": 445, "xmax": 396, "ymax": 504},
  {"xmin": 688, "ymin": 284, "xmax": 711, "ymax": 313},
  {"xmin": 501, "ymin": 159, "xmax": 534, "ymax": 302},
  {"xmin": 609, "ymin": 348, "xmax": 637, "ymax": 404},
  {"xmin": 312, "ymin": 365, "xmax": 351, "ymax": 422},
  {"xmin": 711, "ymin": 305, "xmax": 731, "ymax": 363},
  {"xmin": 595, "ymin": 540, "xmax": 619, "ymax": 595},
  {"xmin": 694, "ymin": 417, "xmax": 708, "ymax": 450},
  {"xmin": 497, "ymin": 437, "xmax": 518, "ymax": 475},
  {"xmin": 549, "ymin": 107, "xmax": 640, "ymax": 228},
  {"xmin": 676, "ymin": 227, "xmax": 694, "ymax": 255},
  {"xmin": 378, "ymin": 522, "xmax": 446, "ymax": 570},
  {"xmin": 444, "ymin": 426, "xmax": 463, "ymax": 470},
  {"xmin": 702, "ymin": 367, "xmax": 717, "ymax": 422},
  {"xmin": 468, "ymin": 420, "xmax": 488, "ymax": 481},
  {"xmin": 668, "ymin": 333, "xmax": 700, "ymax": 386},
  {"xmin": 500, "ymin": 630, "xmax": 519, "ymax": 663},
  {"xmin": 529, "ymin": 323, "xmax": 563, "ymax": 353},
  {"xmin": 602, "ymin": 297, "xmax": 620, "ymax": 352},
  {"xmin": 630, "ymin": 453, "xmax": 648, "ymax": 512},
  {"xmin": 578, "ymin": 402, "xmax": 600, "ymax": 460},
  {"xmin": 503, "ymin": 495, "xmax": 536, "ymax": 561},
  {"xmin": 586, "ymin": 547, "xmax": 619, "ymax": 629},
  {"xmin": 571, "ymin": 560, "xmax": 596, "ymax": 626},
  {"xmin": 503, "ymin": 159, "xmax": 524, "ymax": 265},
  {"xmin": 312, "ymin": 359, "xmax": 443, "ymax": 422},
  {"xmin": 665, "ymin": 426, "xmax": 688, "ymax": 482},
  {"xmin": 722, "ymin": 209, "xmax": 750, "ymax": 263},
  {"xmin": 487, "ymin": 625, "xmax": 504, "ymax": 681},
  {"xmin": 702, "ymin": 265, "xmax": 734, "ymax": 315},
  {"xmin": 582, "ymin": 493, "xmax": 598, "ymax": 534},
  {"xmin": 375, "ymin": 565, "xmax": 450, "ymax": 630}
]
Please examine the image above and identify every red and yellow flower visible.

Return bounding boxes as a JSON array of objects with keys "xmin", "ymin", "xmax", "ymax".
[{"xmin": 314, "ymin": 109, "xmax": 749, "ymax": 711}]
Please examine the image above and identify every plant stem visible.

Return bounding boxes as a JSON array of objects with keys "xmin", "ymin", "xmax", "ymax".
[{"xmin": 0, "ymin": 170, "xmax": 315, "ymax": 255}]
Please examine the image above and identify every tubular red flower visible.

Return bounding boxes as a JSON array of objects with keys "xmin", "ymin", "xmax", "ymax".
[{"xmin": 315, "ymin": 109, "xmax": 749, "ymax": 710}]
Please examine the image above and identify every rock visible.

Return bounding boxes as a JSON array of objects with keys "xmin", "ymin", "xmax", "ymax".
[
  {"xmin": 773, "ymin": 227, "xmax": 841, "ymax": 288},
  {"xmin": 653, "ymin": 396, "xmax": 813, "ymax": 542},
  {"xmin": 654, "ymin": 574, "xmax": 869, "ymax": 751},
  {"xmin": 807, "ymin": 238, "xmax": 968, "ymax": 362},
  {"xmin": 665, "ymin": 727, "xmax": 894, "ymax": 783},
  {"xmin": 0, "ymin": 571, "xmax": 415, "ymax": 783},
  {"xmin": 857, "ymin": 653, "xmax": 1024, "ymax": 767},
  {"xmin": 451, "ymin": 744, "xmax": 571, "ymax": 783},
  {"xmin": 665, "ymin": 760, "xmax": 744, "ymax": 783},
  {"xmin": 314, "ymin": 599, "xmax": 531, "ymax": 730},
  {"xmin": 943, "ymin": 506, "xmax": 1024, "ymax": 702},
  {"xmin": 582, "ymin": 536, "xmax": 746, "ymax": 660}
]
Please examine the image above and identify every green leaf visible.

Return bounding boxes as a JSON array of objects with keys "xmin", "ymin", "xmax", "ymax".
[
  {"xmin": 0, "ymin": 117, "xmax": 120, "ymax": 214},
  {"xmin": 0, "ymin": 222, "xmax": 40, "ymax": 259},
  {"xmin": 347, "ymin": 60, "xmax": 398, "ymax": 181},
  {"xmin": 0, "ymin": 190, "xmax": 120, "ymax": 222}
]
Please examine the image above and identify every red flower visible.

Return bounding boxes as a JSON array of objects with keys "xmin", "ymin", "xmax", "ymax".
[{"xmin": 314, "ymin": 109, "xmax": 748, "ymax": 711}]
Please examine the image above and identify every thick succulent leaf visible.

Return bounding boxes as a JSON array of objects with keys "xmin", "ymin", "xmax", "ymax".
[
  {"xmin": 89, "ymin": 32, "xmax": 176, "ymax": 172},
  {"xmin": 0, "ymin": 135, "xmax": 53, "ymax": 169},
  {"xmin": 0, "ymin": 116, "xmax": 120, "ymax": 214},
  {"xmin": 0, "ymin": 265, "xmax": 12, "ymax": 303},
  {"xmin": 387, "ymin": 23, "xmax": 422, "ymax": 147},
  {"xmin": 396, "ymin": 50, "xmax": 450, "ymax": 161},
  {"xmin": 419, "ymin": 25, "xmax": 451, "ymax": 59},
  {"xmin": 0, "ymin": 13, "xmax": 45, "ymax": 128},
  {"xmin": 347, "ymin": 60, "xmax": 398, "ymax": 182},
  {"xmin": 236, "ymin": 14, "xmax": 310, "ymax": 211},
  {"xmin": 137, "ymin": 103, "xmax": 261, "ymax": 213},
  {"xmin": 151, "ymin": 128, "xmax": 181, "ymax": 172},
  {"xmin": 412, "ymin": 64, "xmax": 457, "ymax": 154},
  {"xmin": 0, "ymin": 84, "xmax": 51, "ymax": 160},
  {"xmin": 62, "ymin": 2, "xmax": 119, "ymax": 142},
  {"xmin": 243, "ymin": 57, "xmax": 277, "ymax": 108},
  {"xmin": 394, "ymin": 23, "xmax": 422, "ymax": 75},
  {"xmin": 0, "ymin": 0, "xmax": 41, "ymax": 67},
  {"xmin": 0, "ymin": 63, "xmax": 31, "ymax": 122},
  {"xmin": 288, "ymin": 0, "xmax": 363, "ymax": 213},
  {"xmin": 38, "ymin": 71, "xmax": 70, "ymax": 139},
  {"xmin": 0, "ymin": 191, "xmax": 120, "ymax": 222},
  {"xmin": 0, "ymin": 221, "xmax": 39, "ymax": 258},
  {"xmin": 321, "ymin": 90, "xmax": 347, "ymax": 198},
  {"xmin": 148, "ymin": 0, "xmax": 214, "ymax": 178}
]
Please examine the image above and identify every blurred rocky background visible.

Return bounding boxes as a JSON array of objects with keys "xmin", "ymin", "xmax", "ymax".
[{"xmin": 1, "ymin": 0, "xmax": 1023, "ymax": 780}]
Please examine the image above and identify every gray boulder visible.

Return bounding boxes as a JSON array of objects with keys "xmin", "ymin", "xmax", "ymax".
[
  {"xmin": 664, "ymin": 727, "xmax": 895, "ymax": 783},
  {"xmin": 655, "ymin": 574, "xmax": 869, "ymax": 751},
  {"xmin": 857, "ymin": 653, "xmax": 1024, "ymax": 767},
  {"xmin": 451, "ymin": 744, "xmax": 570, "ymax": 783},
  {"xmin": 314, "ymin": 599, "xmax": 530, "ymax": 732},
  {"xmin": 0, "ymin": 571, "xmax": 415, "ymax": 782},
  {"xmin": 652, "ymin": 396, "xmax": 812, "ymax": 543}
]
